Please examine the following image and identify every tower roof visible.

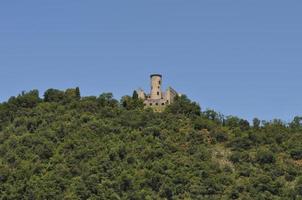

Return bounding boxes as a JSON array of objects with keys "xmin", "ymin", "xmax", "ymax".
[{"xmin": 150, "ymin": 74, "xmax": 162, "ymax": 78}]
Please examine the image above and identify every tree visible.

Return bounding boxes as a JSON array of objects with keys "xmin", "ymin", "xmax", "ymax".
[
  {"xmin": 295, "ymin": 176, "xmax": 302, "ymax": 196},
  {"xmin": 0, "ymin": 88, "xmax": 300, "ymax": 199},
  {"xmin": 253, "ymin": 118, "xmax": 261, "ymax": 129},
  {"xmin": 290, "ymin": 116, "xmax": 302, "ymax": 129},
  {"xmin": 132, "ymin": 90, "xmax": 139, "ymax": 100},
  {"xmin": 8, "ymin": 90, "xmax": 41, "ymax": 108},
  {"xmin": 225, "ymin": 116, "xmax": 240, "ymax": 129},
  {"xmin": 121, "ymin": 94, "xmax": 144, "ymax": 110},
  {"xmin": 44, "ymin": 88, "xmax": 81, "ymax": 103},
  {"xmin": 121, "ymin": 95, "xmax": 133, "ymax": 110},
  {"xmin": 256, "ymin": 149, "xmax": 275, "ymax": 164},
  {"xmin": 44, "ymin": 89, "xmax": 65, "ymax": 102},
  {"xmin": 239, "ymin": 119, "xmax": 250, "ymax": 131},
  {"xmin": 75, "ymin": 87, "xmax": 81, "ymax": 100},
  {"xmin": 202, "ymin": 109, "xmax": 224, "ymax": 124},
  {"xmin": 65, "ymin": 88, "xmax": 81, "ymax": 102},
  {"xmin": 98, "ymin": 93, "xmax": 118, "ymax": 107},
  {"xmin": 165, "ymin": 95, "xmax": 201, "ymax": 116},
  {"xmin": 290, "ymin": 148, "xmax": 302, "ymax": 160}
]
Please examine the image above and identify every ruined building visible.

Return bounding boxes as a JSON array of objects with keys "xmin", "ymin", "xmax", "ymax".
[{"xmin": 137, "ymin": 74, "xmax": 179, "ymax": 111}]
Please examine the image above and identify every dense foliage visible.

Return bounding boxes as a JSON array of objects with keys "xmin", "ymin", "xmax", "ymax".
[{"xmin": 0, "ymin": 88, "xmax": 302, "ymax": 199}]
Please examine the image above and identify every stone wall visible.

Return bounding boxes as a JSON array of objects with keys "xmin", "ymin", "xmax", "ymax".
[{"xmin": 136, "ymin": 74, "xmax": 178, "ymax": 111}]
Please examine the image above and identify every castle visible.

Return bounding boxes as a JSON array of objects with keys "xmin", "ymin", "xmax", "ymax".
[{"xmin": 137, "ymin": 74, "xmax": 179, "ymax": 111}]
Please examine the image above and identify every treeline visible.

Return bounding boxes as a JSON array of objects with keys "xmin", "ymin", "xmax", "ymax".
[{"xmin": 0, "ymin": 88, "xmax": 302, "ymax": 199}]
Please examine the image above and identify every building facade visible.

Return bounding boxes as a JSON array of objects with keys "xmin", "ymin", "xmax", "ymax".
[{"xmin": 137, "ymin": 74, "xmax": 179, "ymax": 111}]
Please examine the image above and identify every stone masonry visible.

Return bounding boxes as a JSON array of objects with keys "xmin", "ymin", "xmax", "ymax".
[{"xmin": 137, "ymin": 74, "xmax": 179, "ymax": 112}]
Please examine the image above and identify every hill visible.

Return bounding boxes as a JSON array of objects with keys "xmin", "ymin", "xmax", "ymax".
[{"xmin": 0, "ymin": 88, "xmax": 302, "ymax": 200}]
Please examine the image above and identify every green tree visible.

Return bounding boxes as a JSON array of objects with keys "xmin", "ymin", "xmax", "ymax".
[
  {"xmin": 44, "ymin": 89, "xmax": 65, "ymax": 103},
  {"xmin": 8, "ymin": 90, "xmax": 41, "ymax": 108},
  {"xmin": 0, "ymin": 88, "xmax": 299, "ymax": 200},
  {"xmin": 65, "ymin": 88, "xmax": 81, "ymax": 102},
  {"xmin": 239, "ymin": 119, "xmax": 250, "ymax": 131},
  {"xmin": 202, "ymin": 109, "xmax": 224, "ymax": 124},
  {"xmin": 75, "ymin": 87, "xmax": 81, "ymax": 100},
  {"xmin": 295, "ymin": 176, "xmax": 302, "ymax": 196},
  {"xmin": 98, "ymin": 92, "xmax": 118, "ymax": 107},
  {"xmin": 290, "ymin": 148, "xmax": 302, "ymax": 160},
  {"xmin": 256, "ymin": 149, "xmax": 276, "ymax": 164},
  {"xmin": 121, "ymin": 94, "xmax": 144, "ymax": 110},
  {"xmin": 132, "ymin": 90, "xmax": 139, "ymax": 100},
  {"xmin": 165, "ymin": 95, "xmax": 201, "ymax": 116},
  {"xmin": 290, "ymin": 116, "xmax": 302, "ymax": 129},
  {"xmin": 253, "ymin": 118, "xmax": 261, "ymax": 129}
]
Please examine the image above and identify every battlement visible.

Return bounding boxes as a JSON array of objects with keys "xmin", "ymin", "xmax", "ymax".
[{"xmin": 150, "ymin": 74, "xmax": 162, "ymax": 78}]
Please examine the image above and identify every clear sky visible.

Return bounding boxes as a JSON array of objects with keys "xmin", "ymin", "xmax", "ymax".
[{"xmin": 0, "ymin": 1, "xmax": 302, "ymax": 122}]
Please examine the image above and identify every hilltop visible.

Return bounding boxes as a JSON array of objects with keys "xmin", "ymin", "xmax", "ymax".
[{"xmin": 0, "ymin": 88, "xmax": 302, "ymax": 200}]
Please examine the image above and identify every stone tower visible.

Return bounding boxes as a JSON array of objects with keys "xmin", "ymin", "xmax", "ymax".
[
  {"xmin": 137, "ymin": 74, "xmax": 180, "ymax": 112},
  {"xmin": 150, "ymin": 74, "xmax": 162, "ymax": 99}
]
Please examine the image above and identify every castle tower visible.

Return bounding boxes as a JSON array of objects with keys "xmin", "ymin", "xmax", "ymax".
[
  {"xmin": 150, "ymin": 74, "xmax": 162, "ymax": 99},
  {"xmin": 137, "ymin": 74, "xmax": 179, "ymax": 112}
]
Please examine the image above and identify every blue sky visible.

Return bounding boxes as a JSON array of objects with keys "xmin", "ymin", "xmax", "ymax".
[{"xmin": 0, "ymin": 1, "xmax": 302, "ymax": 122}]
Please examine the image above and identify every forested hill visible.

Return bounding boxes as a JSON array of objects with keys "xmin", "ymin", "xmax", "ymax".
[{"xmin": 0, "ymin": 88, "xmax": 302, "ymax": 200}]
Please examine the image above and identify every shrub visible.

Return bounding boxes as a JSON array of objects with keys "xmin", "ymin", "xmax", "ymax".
[
  {"xmin": 256, "ymin": 149, "xmax": 276, "ymax": 164},
  {"xmin": 290, "ymin": 148, "xmax": 302, "ymax": 160}
]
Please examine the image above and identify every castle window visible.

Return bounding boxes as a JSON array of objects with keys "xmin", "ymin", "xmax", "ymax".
[
  {"xmin": 157, "ymin": 92, "xmax": 160, "ymax": 95},
  {"xmin": 162, "ymin": 103, "xmax": 165, "ymax": 105},
  {"xmin": 150, "ymin": 103, "xmax": 152, "ymax": 106},
  {"xmin": 159, "ymin": 81, "xmax": 161, "ymax": 85},
  {"xmin": 144, "ymin": 104, "xmax": 146, "ymax": 106},
  {"xmin": 156, "ymin": 103, "xmax": 158, "ymax": 106}
]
